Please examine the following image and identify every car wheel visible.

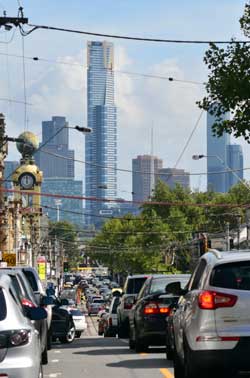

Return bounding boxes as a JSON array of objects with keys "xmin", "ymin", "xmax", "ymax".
[
  {"xmin": 60, "ymin": 325, "xmax": 76, "ymax": 343},
  {"xmin": 117, "ymin": 322, "xmax": 128, "ymax": 338},
  {"xmin": 173, "ymin": 349, "xmax": 184, "ymax": 378},
  {"xmin": 75, "ymin": 331, "xmax": 82, "ymax": 338},
  {"xmin": 38, "ymin": 364, "xmax": 43, "ymax": 378},
  {"xmin": 41, "ymin": 345, "xmax": 48, "ymax": 365},
  {"xmin": 166, "ymin": 346, "xmax": 173, "ymax": 360},
  {"xmin": 47, "ymin": 329, "xmax": 52, "ymax": 351},
  {"xmin": 183, "ymin": 341, "xmax": 199, "ymax": 378},
  {"xmin": 134, "ymin": 329, "xmax": 148, "ymax": 353}
]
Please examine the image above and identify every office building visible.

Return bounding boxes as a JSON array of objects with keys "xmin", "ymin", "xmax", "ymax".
[
  {"xmin": 157, "ymin": 168, "xmax": 190, "ymax": 189},
  {"xmin": 4, "ymin": 161, "xmax": 18, "ymax": 191},
  {"xmin": 35, "ymin": 116, "xmax": 74, "ymax": 178},
  {"xmin": 85, "ymin": 41, "xmax": 117, "ymax": 224},
  {"xmin": 227, "ymin": 144, "xmax": 243, "ymax": 189},
  {"xmin": 132, "ymin": 155, "xmax": 163, "ymax": 202},
  {"xmin": 207, "ymin": 110, "xmax": 230, "ymax": 192},
  {"xmin": 207, "ymin": 109, "xmax": 244, "ymax": 192},
  {"xmin": 42, "ymin": 179, "xmax": 83, "ymax": 226}
]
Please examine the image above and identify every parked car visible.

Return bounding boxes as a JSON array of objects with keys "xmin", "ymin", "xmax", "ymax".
[
  {"xmin": 129, "ymin": 274, "xmax": 190, "ymax": 352},
  {"xmin": 60, "ymin": 289, "xmax": 77, "ymax": 305},
  {"xmin": 51, "ymin": 305, "xmax": 76, "ymax": 343},
  {"xmin": 13, "ymin": 266, "xmax": 53, "ymax": 349},
  {"xmin": 117, "ymin": 274, "xmax": 149, "ymax": 338},
  {"xmin": 103, "ymin": 296, "xmax": 120, "ymax": 337},
  {"xmin": 0, "ymin": 267, "xmax": 52, "ymax": 365},
  {"xmin": 167, "ymin": 250, "xmax": 250, "ymax": 378},
  {"xmin": 0, "ymin": 274, "xmax": 47, "ymax": 378},
  {"xmin": 69, "ymin": 308, "xmax": 87, "ymax": 338}
]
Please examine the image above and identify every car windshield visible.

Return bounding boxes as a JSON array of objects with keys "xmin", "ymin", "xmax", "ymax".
[
  {"xmin": 210, "ymin": 261, "xmax": 250, "ymax": 290},
  {"xmin": 150, "ymin": 277, "xmax": 189, "ymax": 294},
  {"xmin": 127, "ymin": 277, "xmax": 148, "ymax": 294}
]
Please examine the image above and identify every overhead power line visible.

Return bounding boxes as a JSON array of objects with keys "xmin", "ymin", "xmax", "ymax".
[
  {"xmin": 2, "ymin": 187, "xmax": 249, "ymax": 209},
  {"xmin": 27, "ymin": 23, "xmax": 250, "ymax": 44}
]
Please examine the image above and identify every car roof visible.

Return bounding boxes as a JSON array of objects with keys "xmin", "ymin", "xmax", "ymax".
[{"xmin": 205, "ymin": 250, "xmax": 250, "ymax": 265}]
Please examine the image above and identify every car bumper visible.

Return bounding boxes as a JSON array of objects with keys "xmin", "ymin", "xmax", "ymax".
[
  {"xmin": 0, "ymin": 356, "xmax": 41, "ymax": 378},
  {"xmin": 139, "ymin": 316, "xmax": 166, "ymax": 345},
  {"xmin": 191, "ymin": 337, "xmax": 250, "ymax": 370}
]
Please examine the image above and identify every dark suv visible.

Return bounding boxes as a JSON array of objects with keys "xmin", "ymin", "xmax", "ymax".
[{"xmin": 117, "ymin": 274, "xmax": 148, "ymax": 338}]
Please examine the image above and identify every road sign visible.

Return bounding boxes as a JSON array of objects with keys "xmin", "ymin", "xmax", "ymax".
[{"xmin": 2, "ymin": 253, "xmax": 16, "ymax": 266}]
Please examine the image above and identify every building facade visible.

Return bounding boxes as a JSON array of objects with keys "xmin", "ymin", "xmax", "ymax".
[
  {"xmin": 157, "ymin": 167, "xmax": 190, "ymax": 189},
  {"xmin": 207, "ymin": 110, "xmax": 244, "ymax": 192},
  {"xmin": 35, "ymin": 116, "xmax": 74, "ymax": 178},
  {"xmin": 132, "ymin": 155, "xmax": 163, "ymax": 202},
  {"xmin": 85, "ymin": 41, "xmax": 117, "ymax": 224},
  {"xmin": 227, "ymin": 144, "xmax": 243, "ymax": 189}
]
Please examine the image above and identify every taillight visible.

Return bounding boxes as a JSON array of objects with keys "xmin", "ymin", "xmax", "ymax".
[
  {"xmin": 198, "ymin": 291, "xmax": 237, "ymax": 310},
  {"xmin": 21, "ymin": 298, "xmax": 36, "ymax": 308},
  {"xmin": 143, "ymin": 302, "xmax": 170, "ymax": 315}
]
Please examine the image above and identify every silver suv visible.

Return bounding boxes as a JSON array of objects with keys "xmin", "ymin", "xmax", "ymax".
[{"xmin": 167, "ymin": 250, "xmax": 250, "ymax": 378}]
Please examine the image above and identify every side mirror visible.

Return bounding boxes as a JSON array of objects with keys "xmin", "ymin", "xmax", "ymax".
[
  {"xmin": 27, "ymin": 307, "xmax": 47, "ymax": 321},
  {"xmin": 165, "ymin": 281, "xmax": 186, "ymax": 296}
]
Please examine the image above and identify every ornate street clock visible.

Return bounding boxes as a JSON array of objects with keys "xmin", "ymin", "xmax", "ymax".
[{"xmin": 19, "ymin": 173, "xmax": 36, "ymax": 189}]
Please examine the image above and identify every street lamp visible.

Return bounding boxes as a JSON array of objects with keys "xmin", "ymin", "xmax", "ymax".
[{"xmin": 192, "ymin": 154, "xmax": 250, "ymax": 191}]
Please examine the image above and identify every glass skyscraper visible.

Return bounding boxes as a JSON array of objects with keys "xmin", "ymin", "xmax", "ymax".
[
  {"xmin": 207, "ymin": 110, "xmax": 243, "ymax": 192},
  {"xmin": 85, "ymin": 41, "xmax": 117, "ymax": 225}
]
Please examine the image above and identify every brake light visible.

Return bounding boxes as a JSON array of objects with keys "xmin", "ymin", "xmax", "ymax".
[
  {"xmin": 21, "ymin": 298, "xmax": 36, "ymax": 308},
  {"xmin": 143, "ymin": 302, "xmax": 170, "ymax": 315},
  {"xmin": 198, "ymin": 291, "xmax": 237, "ymax": 310},
  {"xmin": 0, "ymin": 330, "xmax": 30, "ymax": 348}
]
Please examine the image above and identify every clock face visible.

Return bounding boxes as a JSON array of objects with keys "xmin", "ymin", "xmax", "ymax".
[{"xmin": 19, "ymin": 173, "xmax": 35, "ymax": 189}]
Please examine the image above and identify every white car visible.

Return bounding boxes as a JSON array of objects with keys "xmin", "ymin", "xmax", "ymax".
[{"xmin": 69, "ymin": 308, "xmax": 87, "ymax": 338}]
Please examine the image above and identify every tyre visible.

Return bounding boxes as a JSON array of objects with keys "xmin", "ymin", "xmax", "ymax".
[
  {"xmin": 75, "ymin": 331, "xmax": 82, "ymax": 338},
  {"xmin": 166, "ymin": 346, "xmax": 173, "ymax": 360},
  {"xmin": 183, "ymin": 341, "xmax": 199, "ymax": 378},
  {"xmin": 41, "ymin": 345, "xmax": 48, "ymax": 365},
  {"xmin": 47, "ymin": 329, "xmax": 52, "ymax": 351},
  {"xmin": 129, "ymin": 337, "xmax": 135, "ymax": 350},
  {"xmin": 117, "ymin": 322, "xmax": 128, "ymax": 338},
  {"xmin": 134, "ymin": 330, "xmax": 148, "ymax": 353},
  {"xmin": 173, "ymin": 349, "xmax": 184, "ymax": 378},
  {"xmin": 60, "ymin": 325, "xmax": 76, "ymax": 343},
  {"xmin": 38, "ymin": 364, "xmax": 43, "ymax": 378}
]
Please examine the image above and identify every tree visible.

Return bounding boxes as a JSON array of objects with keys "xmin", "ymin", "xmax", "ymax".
[{"xmin": 198, "ymin": 3, "xmax": 250, "ymax": 141}]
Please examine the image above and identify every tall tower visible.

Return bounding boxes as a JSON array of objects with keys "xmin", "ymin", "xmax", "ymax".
[
  {"xmin": 132, "ymin": 155, "xmax": 163, "ymax": 202},
  {"xmin": 86, "ymin": 41, "xmax": 117, "ymax": 224},
  {"xmin": 207, "ymin": 110, "xmax": 230, "ymax": 192},
  {"xmin": 227, "ymin": 144, "xmax": 243, "ymax": 189}
]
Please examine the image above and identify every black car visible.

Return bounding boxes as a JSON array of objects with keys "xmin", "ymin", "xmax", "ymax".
[
  {"xmin": 129, "ymin": 274, "xmax": 190, "ymax": 352},
  {"xmin": 51, "ymin": 305, "xmax": 76, "ymax": 343}
]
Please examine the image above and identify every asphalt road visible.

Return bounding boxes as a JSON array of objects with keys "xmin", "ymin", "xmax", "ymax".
[{"xmin": 44, "ymin": 315, "xmax": 174, "ymax": 378}]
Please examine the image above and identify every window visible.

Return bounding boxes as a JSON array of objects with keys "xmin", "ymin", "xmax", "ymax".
[
  {"xmin": 210, "ymin": 261, "xmax": 250, "ymax": 290},
  {"xmin": 126, "ymin": 277, "xmax": 148, "ymax": 294},
  {"xmin": 0, "ymin": 289, "xmax": 6, "ymax": 320},
  {"xmin": 189, "ymin": 260, "xmax": 207, "ymax": 290}
]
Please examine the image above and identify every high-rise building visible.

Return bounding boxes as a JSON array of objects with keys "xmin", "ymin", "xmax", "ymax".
[
  {"xmin": 85, "ymin": 41, "xmax": 117, "ymax": 224},
  {"xmin": 35, "ymin": 116, "xmax": 83, "ymax": 226},
  {"xmin": 35, "ymin": 116, "xmax": 74, "ymax": 178},
  {"xmin": 4, "ymin": 161, "xmax": 18, "ymax": 191},
  {"xmin": 157, "ymin": 168, "xmax": 190, "ymax": 189},
  {"xmin": 227, "ymin": 144, "xmax": 243, "ymax": 189},
  {"xmin": 207, "ymin": 110, "xmax": 230, "ymax": 192},
  {"xmin": 132, "ymin": 155, "xmax": 163, "ymax": 202}
]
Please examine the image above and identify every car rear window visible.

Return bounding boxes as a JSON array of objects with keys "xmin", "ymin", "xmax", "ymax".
[
  {"xmin": 211, "ymin": 261, "xmax": 250, "ymax": 290},
  {"xmin": 126, "ymin": 277, "xmax": 147, "ymax": 294},
  {"xmin": 0, "ymin": 289, "xmax": 6, "ymax": 320},
  {"xmin": 93, "ymin": 299, "xmax": 105, "ymax": 303},
  {"xmin": 150, "ymin": 277, "xmax": 189, "ymax": 294},
  {"xmin": 70, "ymin": 309, "xmax": 83, "ymax": 316},
  {"xmin": 23, "ymin": 271, "xmax": 38, "ymax": 291}
]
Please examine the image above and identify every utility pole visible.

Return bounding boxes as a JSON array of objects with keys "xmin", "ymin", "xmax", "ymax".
[
  {"xmin": 0, "ymin": 114, "xmax": 8, "ymax": 257},
  {"xmin": 225, "ymin": 222, "xmax": 230, "ymax": 251}
]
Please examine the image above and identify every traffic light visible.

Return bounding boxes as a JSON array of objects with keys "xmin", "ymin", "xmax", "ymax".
[{"xmin": 63, "ymin": 262, "xmax": 69, "ymax": 273}]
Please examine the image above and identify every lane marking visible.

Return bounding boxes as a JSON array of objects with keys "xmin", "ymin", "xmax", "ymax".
[
  {"xmin": 160, "ymin": 368, "xmax": 174, "ymax": 378},
  {"xmin": 139, "ymin": 353, "xmax": 149, "ymax": 356},
  {"xmin": 51, "ymin": 359, "xmax": 59, "ymax": 363}
]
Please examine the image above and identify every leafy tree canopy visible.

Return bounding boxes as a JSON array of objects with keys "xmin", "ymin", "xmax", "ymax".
[{"xmin": 198, "ymin": 3, "xmax": 250, "ymax": 141}]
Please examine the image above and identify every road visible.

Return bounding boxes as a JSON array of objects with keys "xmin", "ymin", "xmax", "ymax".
[{"xmin": 44, "ymin": 315, "xmax": 174, "ymax": 378}]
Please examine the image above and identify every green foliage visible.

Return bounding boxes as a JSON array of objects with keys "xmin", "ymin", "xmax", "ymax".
[{"xmin": 198, "ymin": 3, "xmax": 250, "ymax": 141}]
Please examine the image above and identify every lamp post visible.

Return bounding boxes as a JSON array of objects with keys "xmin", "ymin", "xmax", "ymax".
[{"xmin": 192, "ymin": 154, "xmax": 250, "ymax": 191}]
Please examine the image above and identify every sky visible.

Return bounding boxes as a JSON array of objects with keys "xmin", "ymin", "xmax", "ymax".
[{"xmin": 1, "ymin": 0, "xmax": 248, "ymax": 198}]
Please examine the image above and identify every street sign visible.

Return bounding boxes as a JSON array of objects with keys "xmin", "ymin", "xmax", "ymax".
[{"xmin": 2, "ymin": 253, "xmax": 16, "ymax": 266}]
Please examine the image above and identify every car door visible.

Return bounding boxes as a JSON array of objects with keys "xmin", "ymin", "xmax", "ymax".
[{"xmin": 174, "ymin": 259, "xmax": 207, "ymax": 357}]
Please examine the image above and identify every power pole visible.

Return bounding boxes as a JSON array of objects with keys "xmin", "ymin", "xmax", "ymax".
[{"xmin": 0, "ymin": 114, "xmax": 8, "ymax": 257}]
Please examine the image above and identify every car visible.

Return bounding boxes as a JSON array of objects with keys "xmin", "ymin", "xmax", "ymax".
[
  {"xmin": 0, "ymin": 274, "xmax": 47, "ymax": 378},
  {"xmin": 117, "ymin": 274, "xmax": 149, "ymax": 338},
  {"xmin": 69, "ymin": 308, "xmax": 87, "ymax": 338},
  {"xmin": 129, "ymin": 274, "xmax": 190, "ymax": 352},
  {"xmin": 103, "ymin": 296, "xmax": 120, "ymax": 337},
  {"xmin": 167, "ymin": 249, "xmax": 250, "ymax": 378},
  {"xmin": 88, "ymin": 298, "xmax": 105, "ymax": 315},
  {"xmin": 51, "ymin": 305, "xmax": 76, "ymax": 343},
  {"xmin": 60, "ymin": 289, "xmax": 77, "ymax": 305},
  {"xmin": 0, "ymin": 268, "xmax": 52, "ymax": 365}
]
